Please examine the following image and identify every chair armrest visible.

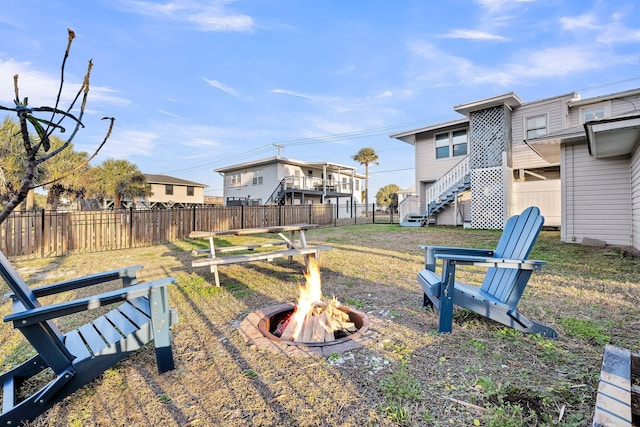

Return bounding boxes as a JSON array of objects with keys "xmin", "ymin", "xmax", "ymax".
[
  {"xmin": 26, "ymin": 266, "xmax": 144, "ymax": 298},
  {"xmin": 419, "ymin": 245, "xmax": 494, "ymax": 271},
  {"xmin": 434, "ymin": 253, "xmax": 546, "ymax": 270},
  {"xmin": 4, "ymin": 277, "xmax": 176, "ymax": 327},
  {"xmin": 418, "ymin": 245, "xmax": 494, "ymax": 257}
]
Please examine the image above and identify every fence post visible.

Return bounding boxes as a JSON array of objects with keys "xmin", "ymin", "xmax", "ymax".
[
  {"xmin": 308, "ymin": 204, "xmax": 312, "ymax": 224},
  {"xmin": 129, "ymin": 207, "xmax": 133, "ymax": 248},
  {"xmin": 241, "ymin": 204, "xmax": 245, "ymax": 229},
  {"xmin": 40, "ymin": 209, "xmax": 45, "ymax": 258},
  {"xmin": 372, "ymin": 204, "xmax": 376, "ymax": 224},
  {"xmin": 278, "ymin": 204, "xmax": 282, "ymax": 226},
  {"xmin": 192, "ymin": 206, "xmax": 197, "ymax": 232}
]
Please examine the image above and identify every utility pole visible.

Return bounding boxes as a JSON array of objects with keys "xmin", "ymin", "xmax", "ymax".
[{"xmin": 273, "ymin": 143, "xmax": 284, "ymax": 157}]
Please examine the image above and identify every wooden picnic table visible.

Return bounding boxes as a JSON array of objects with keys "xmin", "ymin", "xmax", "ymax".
[{"xmin": 189, "ymin": 224, "xmax": 330, "ymax": 286}]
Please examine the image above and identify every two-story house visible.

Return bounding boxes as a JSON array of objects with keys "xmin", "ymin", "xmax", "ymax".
[
  {"xmin": 215, "ymin": 156, "xmax": 365, "ymax": 215},
  {"xmin": 391, "ymin": 88, "xmax": 640, "ymax": 250}
]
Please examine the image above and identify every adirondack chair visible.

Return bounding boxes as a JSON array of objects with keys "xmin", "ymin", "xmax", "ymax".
[
  {"xmin": 417, "ymin": 206, "xmax": 557, "ymax": 338},
  {"xmin": 0, "ymin": 251, "xmax": 178, "ymax": 426}
]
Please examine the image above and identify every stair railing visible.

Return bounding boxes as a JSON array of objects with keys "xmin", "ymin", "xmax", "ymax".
[{"xmin": 425, "ymin": 156, "xmax": 470, "ymax": 210}]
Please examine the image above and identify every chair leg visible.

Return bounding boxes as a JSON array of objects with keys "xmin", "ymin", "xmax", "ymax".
[{"xmin": 149, "ymin": 286, "xmax": 176, "ymax": 373}]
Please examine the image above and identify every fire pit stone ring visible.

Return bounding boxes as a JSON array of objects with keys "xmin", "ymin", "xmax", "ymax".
[{"xmin": 238, "ymin": 303, "xmax": 378, "ymax": 357}]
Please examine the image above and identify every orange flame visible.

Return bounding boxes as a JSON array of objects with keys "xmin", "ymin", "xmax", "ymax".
[{"xmin": 289, "ymin": 256, "xmax": 323, "ymax": 341}]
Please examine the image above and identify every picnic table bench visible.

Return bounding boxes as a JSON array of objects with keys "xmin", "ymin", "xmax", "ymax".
[{"xmin": 189, "ymin": 224, "xmax": 331, "ymax": 286}]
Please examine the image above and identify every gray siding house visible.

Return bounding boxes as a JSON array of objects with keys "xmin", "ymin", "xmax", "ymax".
[
  {"xmin": 392, "ymin": 88, "xmax": 640, "ymax": 251},
  {"xmin": 215, "ymin": 156, "xmax": 364, "ymax": 216}
]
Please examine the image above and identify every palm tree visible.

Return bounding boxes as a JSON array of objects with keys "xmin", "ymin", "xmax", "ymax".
[
  {"xmin": 352, "ymin": 147, "xmax": 379, "ymax": 215},
  {"xmin": 0, "ymin": 118, "xmax": 46, "ymax": 210},
  {"xmin": 41, "ymin": 137, "xmax": 91, "ymax": 210},
  {"xmin": 91, "ymin": 159, "xmax": 150, "ymax": 208}
]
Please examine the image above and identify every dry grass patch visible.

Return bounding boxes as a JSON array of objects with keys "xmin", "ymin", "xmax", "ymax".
[{"xmin": 0, "ymin": 224, "xmax": 638, "ymax": 426}]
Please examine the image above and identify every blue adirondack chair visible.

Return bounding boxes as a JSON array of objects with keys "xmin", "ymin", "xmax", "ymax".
[
  {"xmin": 417, "ymin": 206, "xmax": 557, "ymax": 338},
  {"xmin": 0, "ymin": 251, "xmax": 178, "ymax": 426}
]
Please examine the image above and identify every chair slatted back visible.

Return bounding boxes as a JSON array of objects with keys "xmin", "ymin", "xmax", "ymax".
[
  {"xmin": 0, "ymin": 251, "xmax": 65, "ymax": 341},
  {"xmin": 481, "ymin": 207, "xmax": 544, "ymax": 307}
]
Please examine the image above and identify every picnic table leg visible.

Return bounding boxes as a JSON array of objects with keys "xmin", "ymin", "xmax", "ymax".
[
  {"xmin": 438, "ymin": 259, "xmax": 456, "ymax": 333},
  {"xmin": 298, "ymin": 229, "xmax": 312, "ymax": 270},
  {"xmin": 208, "ymin": 236, "xmax": 221, "ymax": 287}
]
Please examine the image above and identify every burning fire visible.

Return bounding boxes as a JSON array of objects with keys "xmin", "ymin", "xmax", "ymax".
[{"xmin": 276, "ymin": 256, "xmax": 356, "ymax": 342}]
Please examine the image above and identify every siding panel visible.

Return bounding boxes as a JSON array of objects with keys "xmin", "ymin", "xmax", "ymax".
[
  {"xmin": 512, "ymin": 95, "xmax": 573, "ymax": 169},
  {"xmin": 562, "ymin": 143, "xmax": 631, "ymax": 246},
  {"xmin": 632, "ymin": 146, "xmax": 640, "ymax": 250}
]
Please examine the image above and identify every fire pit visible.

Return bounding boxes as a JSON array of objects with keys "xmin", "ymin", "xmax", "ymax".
[
  {"xmin": 238, "ymin": 303, "xmax": 377, "ymax": 356},
  {"xmin": 238, "ymin": 257, "xmax": 377, "ymax": 356}
]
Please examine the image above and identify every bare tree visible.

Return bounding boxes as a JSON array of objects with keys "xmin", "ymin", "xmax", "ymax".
[{"xmin": 0, "ymin": 28, "xmax": 113, "ymax": 223}]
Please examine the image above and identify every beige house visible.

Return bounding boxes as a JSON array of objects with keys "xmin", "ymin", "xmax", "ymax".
[
  {"xmin": 140, "ymin": 174, "xmax": 207, "ymax": 208},
  {"xmin": 391, "ymin": 88, "xmax": 640, "ymax": 250},
  {"xmin": 215, "ymin": 156, "xmax": 365, "ymax": 216}
]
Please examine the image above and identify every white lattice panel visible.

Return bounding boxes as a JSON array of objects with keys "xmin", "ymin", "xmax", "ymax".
[
  {"xmin": 470, "ymin": 167, "xmax": 507, "ymax": 229},
  {"xmin": 469, "ymin": 107, "xmax": 507, "ymax": 169}
]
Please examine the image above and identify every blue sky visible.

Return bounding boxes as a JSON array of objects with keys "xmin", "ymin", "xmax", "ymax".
[{"xmin": 1, "ymin": 0, "xmax": 640, "ymax": 198}]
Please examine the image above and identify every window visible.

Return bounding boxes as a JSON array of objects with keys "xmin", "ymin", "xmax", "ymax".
[
  {"xmin": 526, "ymin": 114, "xmax": 547, "ymax": 138},
  {"xmin": 187, "ymin": 186, "xmax": 194, "ymax": 196},
  {"xmin": 435, "ymin": 129, "xmax": 468, "ymax": 159},
  {"xmin": 165, "ymin": 185, "xmax": 173, "ymax": 196},
  {"xmin": 580, "ymin": 102, "xmax": 610, "ymax": 123},
  {"xmin": 452, "ymin": 130, "xmax": 468, "ymax": 156},
  {"xmin": 252, "ymin": 170, "xmax": 263, "ymax": 185},
  {"xmin": 230, "ymin": 173, "xmax": 241, "ymax": 185}
]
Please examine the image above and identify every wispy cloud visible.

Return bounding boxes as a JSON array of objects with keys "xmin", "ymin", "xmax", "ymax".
[
  {"xmin": 204, "ymin": 78, "xmax": 239, "ymax": 97},
  {"xmin": 271, "ymin": 88, "xmax": 314, "ymax": 100},
  {"xmin": 158, "ymin": 109, "xmax": 179, "ymax": 117},
  {"xmin": 561, "ymin": 11, "xmax": 640, "ymax": 44},
  {"xmin": 407, "ymin": 40, "xmax": 635, "ymax": 88},
  {"xmin": 441, "ymin": 29, "xmax": 507, "ymax": 41},
  {"xmin": 0, "ymin": 58, "xmax": 130, "ymax": 109},
  {"xmin": 117, "ymin": 0, "xmax": 255, "ymax": 32},
  {"xmin": 100, "ymin": 130, "xmax": 158, "ymax": 158},
  {"xmin": 475, "ymin": 0, "xmax": 537, "ymax": 15}
]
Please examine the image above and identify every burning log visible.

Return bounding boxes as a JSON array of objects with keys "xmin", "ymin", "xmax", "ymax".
[
  {"xmin": 275, "ymin": 299, "xmax": 357, "ymax": 343},
  {"xmin": 274, "ymin": 256, "xmax": 358, "ymax": 343}
]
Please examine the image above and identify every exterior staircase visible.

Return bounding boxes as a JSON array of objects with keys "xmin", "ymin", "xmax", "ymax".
[
  {"xmin": 400, "ymin": 156, "xmax": 470, "ymax": 227},
  {"xmin": 265, "ymin": 178, "xmax": 287, "ymax": 205}
]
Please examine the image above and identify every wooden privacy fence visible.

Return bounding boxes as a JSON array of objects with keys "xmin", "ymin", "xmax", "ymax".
[{"xmin": 1, "ymin": 204, "xmax": 334, "ymax": 259}]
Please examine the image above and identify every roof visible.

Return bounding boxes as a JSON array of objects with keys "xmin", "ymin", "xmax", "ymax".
[
  {"xmin": 585, "ymin": 111, "xmax": 640, "ymax": 158},
  {"xmin": 524, "ymin": 126, "xmax": 586, "ymax": 163},
  {"xmin": 389, "ymin": 118, "xmax": 469, "ymax": 144},
  {"xmin": 453, "ymin": 92, "xmax": 524, "ymax": 116},
  {"xmin": 214, "ymin": 156, "xmax": 365, "ymax": 178},
  {"xmin": 144, "ymin": 174, "xmax": 207, "ymax": 187},
  {"xmin": 568, "ymin": 87, "xmax": 640, "ymax": 108}
]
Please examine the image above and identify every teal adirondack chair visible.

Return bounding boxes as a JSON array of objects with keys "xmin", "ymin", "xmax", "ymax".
[
  {"xmin": 418, "ymin": 206, "xmax": 557, "ymax": 338},
  {"xmin": 0, "ymin": 251, "xmax": 178, "ymax": 426}
]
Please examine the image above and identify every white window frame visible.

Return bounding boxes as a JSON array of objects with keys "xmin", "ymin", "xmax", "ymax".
[
  {"xmin": 525, "ymin": 114, "xmax": 548, "ymax": 139},
  {"xmin": 580, "ymin": 101, "xmax": 611, "ymax": 124},
  {"xmin": 435, "ymin": 128, "xmax": 468, "ymax": 159},
  {"xmin": 252, "ymin": 170, "xmax": 263, "ymax": 185},
  {"xmin": 230, "ymin": 173, "xmax": 241, "ymax": 185}
]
